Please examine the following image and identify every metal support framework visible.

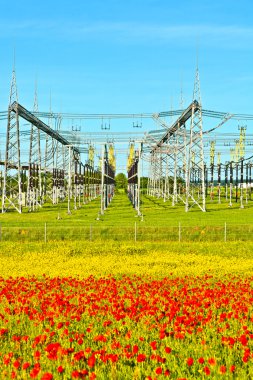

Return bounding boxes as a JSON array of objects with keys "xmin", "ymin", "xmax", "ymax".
[
  {"xmin": 1, "ymin": 95, "xmax": 97, "ymax": 213},
  {"xmin": 27, "ymin": 84, "xmax": 42, "ymax": 211},
  {"xmin": 100, "ymin": 144, "xmax": 115, "ymax": 216},
  {"xmin": 44, "ymin": 114, "xmax": 56, "ymax": 203},
  {"xmin": 3, "ymin": 68, "xmax": 253, "ymax": 218},
  {"xmin": 185, "ymin": 68, "xmax": 206, "ymax": 212},
  {"xmin": 146, "ymin": 70, "xmax": 207, "ymax": 212},
  {"xmin": 147, "ymin": 101, "xmax": 200, "ymax": 209},
  {"xmin": 128, "ymin": 144, "xmax": 142, "ymax": 215},
  {"xmin": 11, "ymin": 102, "xmax": 80, "ymax": 155},
  {"xmin": 2, "ymin": 69, "xmax": 22, "ymax": 213}
]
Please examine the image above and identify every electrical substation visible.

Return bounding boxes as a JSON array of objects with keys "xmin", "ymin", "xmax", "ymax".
[{"xmin": 1, "ymin": 66, "xmax": 253, "ymax": 218}]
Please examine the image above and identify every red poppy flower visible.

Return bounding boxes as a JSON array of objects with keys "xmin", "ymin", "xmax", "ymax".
[
  {"xmin": 208, "ymin": 358, "xmax": 216, "ymax": 366},
  {"xmin": 137, "ymin": 354, "xmax": 146, "ymax": 362},
  {"xmin": 13, "ymin": 360, "xmax": 20, "ymax": 369},
  {"xmin": 23, "ymin": 362, "xmax": 30, "ymax": 370},
  {"xmin": 187, "ymin": 357, "xmax": 194, "ymax": 366},
  {"xmin": 155, "ymin": 367, "xmax": 163, "ymax": 375},
  {"xmin": 41, "ymin": 373, "xmax": 53, "ymax": 380},
  {"xmin": 203, "ymin": 366, "xmax": 211, "ymax": 375},
  {"xmin": 87, "ymin": 355, "xmax": 96, "ymax": 368},
  {"xmin": 57, "ymin": 366, "xmax": 64, "ymax": 373},
  {"xmin": 30, "ymin": 367, "xmax": 40, "ymax": 379}
]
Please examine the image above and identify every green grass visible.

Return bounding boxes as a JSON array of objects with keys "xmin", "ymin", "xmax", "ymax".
[
  {"xmin": 142, "ymin": 194, "xmax": 253, "ymax": 226},
  {"xmin": 0, "ymin": 190, "xmax": 253, "ymax": 241}
]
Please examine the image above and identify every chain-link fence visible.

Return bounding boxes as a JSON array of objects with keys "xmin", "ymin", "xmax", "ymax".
[{"xmin": 0, "ymin": 222, "xmax": 253, "ymax": 242}]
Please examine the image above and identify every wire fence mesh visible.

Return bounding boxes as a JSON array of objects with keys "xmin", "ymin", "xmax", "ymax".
[{"xmin": 0, "ymin": 223, "xmax": 253, "ymax": 242}]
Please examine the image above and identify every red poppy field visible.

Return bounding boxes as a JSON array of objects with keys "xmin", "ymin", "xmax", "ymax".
[{"xmin": 0, "ymin": 274, "xmax": 253, "ymax": 379}]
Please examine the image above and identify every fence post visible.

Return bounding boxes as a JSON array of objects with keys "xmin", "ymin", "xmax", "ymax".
[
  {"xmin": 90, "ymin": 224, "xmax": 92, "ymax": 241},
  {"xmin": 179, "ymin": 222, "xmax": 181, "ymax": 242},
  {"xmin": 135, "ymin": 221, "xmax": 137, "ymax": 242},
  {"xmin": 44, "ymin": 222, "xmax": 47, "ymax": 243},
  {"xmin": 224, "ymin": 222, "xmax": 227, "ymax": 242}
]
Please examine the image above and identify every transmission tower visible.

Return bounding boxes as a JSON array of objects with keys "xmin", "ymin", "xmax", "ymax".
[
  {"xmin": 239, "ymin": 126, "xmax": 246, "ymax": 160},
  {"xmin": 2, "ymin": 66, "xmax": 22, "ymax": 213},
  {"xmin": 88, "ymin": 145, "xmax": 95, "ymax": 199},
  {"xmin": 43, "ymin": 95, "xmax": 56, "ymax": 203},
  {"xmin": 52, "ymin": 116, "xmax": 66, "ymax": 206},
  {"xmin": 176, "ymin": 89, "xmax": 188, "ymax": 206},
  {"xmin": 185, "ymin": 67, "xmax": 206, "ymax": 212},
  {"xmin": 210, "ymin": 141, "xmax": 215, "ymax": 200},
  {"xmin": 239, "ymin": 126, "xmax": 246, "ymax": 209},
  {"xmin": 172, "ymin": 133, "xmax": 178, "ymax": 206},
  {"xmin": 27, "ymin": 82, "xmax": 42, "ymax": 211},
  {"xmin": 217, "ymin": 152, "xmax": 221, "ymax": 203}
]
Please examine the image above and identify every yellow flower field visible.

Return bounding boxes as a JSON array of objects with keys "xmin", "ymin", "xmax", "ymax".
[{"xmin": 0, "ymin": 241, "xmax": 253, "ymax": 279}]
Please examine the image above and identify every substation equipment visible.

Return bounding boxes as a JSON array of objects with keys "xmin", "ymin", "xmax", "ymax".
[
  {"xmin": 0, "ymin": 69, "xmax": 115, "ymax": 214},
  {"xmin": 1, "ymin": 66, "xmax": 253, "ymax": 215}
]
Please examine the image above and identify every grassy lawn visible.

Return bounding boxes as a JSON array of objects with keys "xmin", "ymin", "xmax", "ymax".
[
  {"xmin": 0, "ymin": 191, "xmax": 253, "ymax": 242},
  {"xmin": 1, "ymin": 190, "xmax": 253, "ymax": 226}
]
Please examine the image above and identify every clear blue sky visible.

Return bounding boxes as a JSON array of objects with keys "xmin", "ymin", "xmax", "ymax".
[{"xmin": 0, "ymin": 0, "xmax": 253, "ymax": 115}]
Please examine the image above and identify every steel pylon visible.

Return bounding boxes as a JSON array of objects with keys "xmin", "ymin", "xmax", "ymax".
[
  {"xmin": 2, "ymin": 67, "xmax": 22, "ymax": 213},
  {"xmin": 185, "ymin": 67, "xmax": 206, "ymax": 212},
  {"xmin": 27, "ymin": 83, "xmax": 42, "ymax": 211}
]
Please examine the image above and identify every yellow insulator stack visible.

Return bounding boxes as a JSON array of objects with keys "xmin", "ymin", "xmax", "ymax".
[
  {"xmin": 217, "ymin": 152, "xmax": 221, "ymax": 165},
  {"xmin": 210, "ymin": 141, "xmax": 216, "ymax": 166},
  {"xmin": 88, "ymin": 146, "xmax": 95, "ymax": 167},
  {"xmin": 108, "ymin": 144, "xmax": 116, "ymax": 171},
  {"xmin": 230, "ymin": 147, "xmax": 236, "ymax": 163},
  {"xmin": 127, "ymin": 143, "xmax": 135, "ymax": 171},
  {"xmin": 239, "ymin": 126, "xmax": 246, "ymax": 159}
]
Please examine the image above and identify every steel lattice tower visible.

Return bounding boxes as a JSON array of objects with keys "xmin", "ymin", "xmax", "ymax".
[
  {"xmin": 54, "ymin": 117, "xmax": 64, "ymax": 205},
  {"xmin": 27, "ymin": 83, "xmax": 42, "ymax": 211},
  {"xmin": 185, "ymin": 67, "xmax": 206, "ymax": 212},
  {"xmin": 43, "ymin": 96, "xmax": 56, "ymax": 203},
  {"xmin": 2, "ymin": 66, "xmax": 22, "ymax": 213}
]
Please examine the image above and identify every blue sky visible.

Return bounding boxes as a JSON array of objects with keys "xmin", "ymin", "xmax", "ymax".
[
  {"xmin": 0, "ymin": 0, "xmax": 253, "ymax": 114},
  {"xmin": 0, "ymin": 0, "xmax": 253, "ymax": 170}
]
